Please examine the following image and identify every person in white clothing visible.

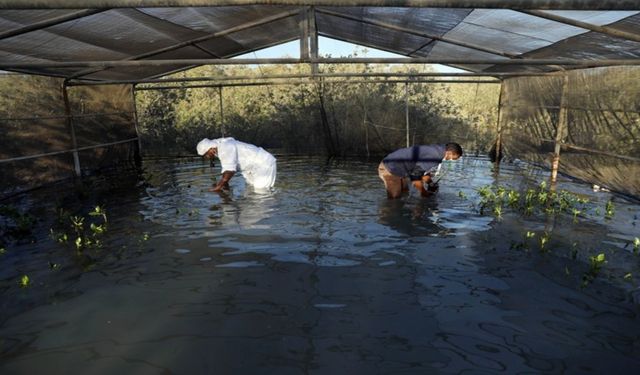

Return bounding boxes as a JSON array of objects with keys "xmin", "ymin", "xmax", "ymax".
[{"xmin": 196, "ymin": 137, "xmax": 277, "ymax": 192}]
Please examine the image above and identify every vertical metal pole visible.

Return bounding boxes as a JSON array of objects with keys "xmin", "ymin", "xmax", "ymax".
[
  {"xmin": 494, "ymin": 80, "xmax": 505, "ymax": 164},
  {"xmin": 299, "ymin": 8, "xmax": 309, "ymax": 60},
  {"xmin": 405, "ymin": 82, "xmax": 410, "ymax": 147},
  {"xmin": 131, "ymin": 84, "xmax": 142, "ymax": 164},
  {"xmin": 551, "ymin": 73, "xmax": 570, "ymax": 185},
  {"xmin": 218, "ymin": 85, "xmax": 225, "ymax": 137},
  {"xmin": 62, "ymin": 81, "xmax": 81, "ymax": 177},
  {"xmin": 309, "ymin": 6, "xmax": 318, "ymax": 75}
]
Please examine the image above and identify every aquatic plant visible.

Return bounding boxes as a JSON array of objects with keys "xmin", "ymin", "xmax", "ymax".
[
  {"xmin": 570, "ymin": 242, "xmax": 578, "ymax": 260},
  {"xmin": 582, "ymin": 253, "xmax": 606, "ymax": 287},
  {"xmin": 624, "ymin": 273, "xmax": 632, "ymax": 282},
  {"xmin": 475, "ymin": 183, "xmax": 594, "ymax": 223},
  {"xmin": 539, "ymin": 232, "xmax": 551, "ymax": 253},
  {"xmin": 458, "ymin": 191, "xmax": 467, "ymax": 199},
  {"xmin": 50, "ymin": 206, "xmax": 108, "ymax": 252},
  {"xmin": 48, "ymin": 262, "xmax": 60, "ymax": 270},
  {"xmin": 605, "ymin": 199, "xmax": 615, "ymax": 219},
  {"xmin": 0, "ymin": 247, "xmax": 5, "ymax": 255},
  {"xmin": 89, "ymin": 205, "xmax": 108, "ymax": 223},
  {"xmin": 634, "ymin": 237, "xmax": 640, "ymax": 254},
  {"xmin": 19, "ymin": 274, "xmax": 30, "ymax": 288}
]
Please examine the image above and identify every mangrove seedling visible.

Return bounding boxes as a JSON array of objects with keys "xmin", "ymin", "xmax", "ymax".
[
  {"xmin": 570, "ymin": 242, "xmax": 578, "ymax": 260},
  {"xmin": 0, "ymin": 247, "xmax": 5, "ymax": 255},
  {"xmin": 634, "ymin": 237, "xmax": 640, "ymax": 254},
  {"xmin": 605, "ymin": 199, "xmax": 615, "ymax": 219},
  {"xmin": 493, "ymin": 205, "xmax": 503, "ymax": 220},
  {"xmin": 571, "ymin": 208, "xmax": 581, "ymax": 223},
  {"xmin": 458, "ymin": 191, "xmax": 467, "ymax": 199},
  {"xmin": 624, "ymin": 273, "xmax": 633, "ymax": 282},
  {"xmin": 89, "ymin": 205, "xmax": 108, "ymax": 223},
  {"xmin": 582, "ymin": 253, "xmax": 607, "ymax": 287},
  {"xmin": 19, "ymin": 274, "xmax": 30, "ymax": 288},
  {"xmin": 539, "ymin": 232, "xmax": 550, "ymax": 253}
]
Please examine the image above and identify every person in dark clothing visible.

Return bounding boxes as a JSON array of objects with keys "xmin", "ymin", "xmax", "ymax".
[{"xmin": 378, "ymin": 143, "xmax": 463, "ymax": 199}]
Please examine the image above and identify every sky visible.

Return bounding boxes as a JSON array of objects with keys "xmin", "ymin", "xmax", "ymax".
[{"xmin": 236, "ymin": 36, "xmax": 464, "ymax": 73}]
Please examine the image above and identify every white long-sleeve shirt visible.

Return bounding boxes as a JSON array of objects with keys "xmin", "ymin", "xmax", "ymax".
[{"xmin": 216, "ymin": 137, "xmax": 277, "ymax": 189}]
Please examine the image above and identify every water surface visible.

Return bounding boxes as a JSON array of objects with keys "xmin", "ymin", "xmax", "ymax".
[{"xmin": 1, "ymin": 155, "xmax": 639, "ymax": 374}]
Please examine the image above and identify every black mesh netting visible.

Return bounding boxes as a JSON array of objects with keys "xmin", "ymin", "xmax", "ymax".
[{"xmin": 501, "ymin": 66, "xmax": 640, "ymax": 197}]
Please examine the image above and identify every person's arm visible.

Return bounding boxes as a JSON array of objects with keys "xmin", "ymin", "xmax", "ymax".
[
  {"xmin": 210, "ymin": 170, "xmax": 235, "ymax": 192},
  {"xmin": 413, "ymin": 173, "xmax": 438, "ymax": 197}
]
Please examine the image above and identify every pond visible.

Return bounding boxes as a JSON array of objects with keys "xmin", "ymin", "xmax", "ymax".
[{"xmin": 1, "ymin": 155, "xmax": 639, "ymax": 374}]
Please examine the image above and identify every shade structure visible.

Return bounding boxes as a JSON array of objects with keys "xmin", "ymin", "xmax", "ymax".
[{"xmin": 0, "ymin": 4, "xmax": 638, "ymax": 81}]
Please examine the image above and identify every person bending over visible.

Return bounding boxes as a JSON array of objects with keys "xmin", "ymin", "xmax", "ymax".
[
  {"xmin": 196, "ymin": 137, "xmax": 277, "ymax": 192},
  {"xmin": 378, "ymin": 143, "xmax": 463, "ymax": 199}
]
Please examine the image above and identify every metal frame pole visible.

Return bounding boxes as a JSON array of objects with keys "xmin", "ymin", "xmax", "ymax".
[
  {"xmin": 62, "ymin": 81, "xmax": 81, "ymax": 177},
  {"xmin": 494, "ymin": 80, "xmax": 505, "ymax": 164},
  {"xmin": 551, "ymin": 73, "xmax": 570, "ymax": 184},
  {"xmin": 218, "ymin": 85, "xmax": 225, "ymax": 137},
  {"xmin": 405, "ymin": 82, "xmax": 410, "ymax": 147},
  {"xmin": 131, "ymin": 84, "xmax": 143, "ymax": 163}
]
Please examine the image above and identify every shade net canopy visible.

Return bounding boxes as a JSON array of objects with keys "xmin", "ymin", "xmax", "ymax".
[{"xmin": 0, "ymin": 6, "xmax": 639, "ymax": 81}]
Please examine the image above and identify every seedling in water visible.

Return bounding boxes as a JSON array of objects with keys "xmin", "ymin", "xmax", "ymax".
[
  {"xmin": 49, "ymin": 262, "xmax": 60, "ymax": 270},
  {"xmin": 0, "ymin": 247, "xmax": 5, "ymax": 255},
  {"xmin": 634, "ymin": 237, "xmax": 640, "ymax": 254},
  {"xmin": 493, "ymin": 205, "xmax": 503, "ymax": 220},
  {"xmin": 570, "ymin": 242, "xmax": 578, "ymax": 260},
  {"xmin": 75, "ymin": 237, "xmax": 83, "ymax": 251},
  {"xmin": 89, "ymin": 205, "xmax": 108, "ymax": 223},
  {"xmin": 458, "ymin": 191, "xmax": 467, "ymax": 199},
  {"xmin": 572, "ymin": 208, "xmax": 581, "ymax": 223},
  {"xmin": 539, "ymin": 232, "xmax": 550, "ymax": 252},
  {"xmin": 605, "ymin": 199, "xmax": 615, "ymax": 219},
  {"xmin": 624, "ymin": 273, "xmax": 633, "ymax": 282},
  {"xmin": 582, "ymin": 253, "xmax": 607, "ymax": 287},
  {"xmin": 19, "ymin": 275, "xmax": 30, "ymax": 288}
]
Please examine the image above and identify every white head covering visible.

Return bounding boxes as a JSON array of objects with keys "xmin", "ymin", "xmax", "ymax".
[{"xmin": 196, "ymin": 138, "xmax": 220, "ymax": 156}]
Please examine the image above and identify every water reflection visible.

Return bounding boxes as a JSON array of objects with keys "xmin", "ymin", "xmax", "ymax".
[{"xmin": 377, "ymin": 197, "xmax": 448, "ymax": 237}]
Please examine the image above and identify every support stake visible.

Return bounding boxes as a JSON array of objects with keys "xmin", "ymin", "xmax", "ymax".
[
  {"xmin": 62, "ymin": 81, "xmax": 81, "ymax": 177},
  {"xmin": 551, "ymin": 73, "xmax": 570, "ymax": 185}
]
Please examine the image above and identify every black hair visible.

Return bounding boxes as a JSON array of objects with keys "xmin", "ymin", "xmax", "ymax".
[{"xmin": 445, "ymin": 142, "xmax": 463, "ymax": 156}]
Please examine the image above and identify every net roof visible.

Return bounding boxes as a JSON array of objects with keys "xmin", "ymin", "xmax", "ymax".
[{"xmin": 0, "ymin": 4, "xmax": 639, "ymax": 81}]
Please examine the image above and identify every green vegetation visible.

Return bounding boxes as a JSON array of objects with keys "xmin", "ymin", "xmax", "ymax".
[
  {"xmin": 476, "ymin": 182, "xmax": 593, "ymax": 220},
  {"xmin": 49, "ymin": 205, "xmax": 109, "ymax": 252},
  {"xmin": 19, "ymin": 274, "xmax": 30, "ymax": 288},
  {"xmin": 135, "ymin": 60, "xmax": 499, "ymax": 156},
  {"xmin": 582, "ymin": 253, "xmax": 606, "ymax": 287}
]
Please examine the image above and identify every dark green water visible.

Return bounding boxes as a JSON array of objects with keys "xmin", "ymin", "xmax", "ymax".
[{"xmin": 1, "ymin": 155, "xmax": 639, "ymax": 374}]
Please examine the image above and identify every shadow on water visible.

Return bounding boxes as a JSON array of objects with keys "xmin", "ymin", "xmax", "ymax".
[{"xmin": 1, "ymin": 155, "xmax": 640, "ymax": 374}]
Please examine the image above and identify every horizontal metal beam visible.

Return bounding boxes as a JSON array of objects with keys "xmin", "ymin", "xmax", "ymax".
[
  {"xmin": 135, "ymin": 79, "xmax": 501, "ymax": 90},
  {"xmin": 0, "ymin": 1, "xmax": 638, "ymax": 11},
  {"xmin": 520, "ymin": 10, "xmax": 640, "ymax": 43},
  {"xmin": 0, "ymin": 111, "xmax": 134, "ymax": 121},
  {"xmin": 3, "ymin": 57, "xmax": 640, "ymax": 70},
  {"xmin": 69, "ymin": 71, "xmax": 553, "ymax": 86},
  {"xmin": 0, "ymin": 9, "xmax": 107, "ymax": 41},
  {"xmin": 0, "ymin": 137, "xmax": 138, "ymax": 164},
  {"xmin": 541, "ymin": 138, "xmax": 640, "ymax": 162}
]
